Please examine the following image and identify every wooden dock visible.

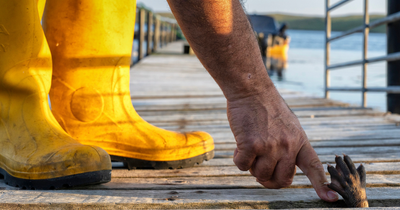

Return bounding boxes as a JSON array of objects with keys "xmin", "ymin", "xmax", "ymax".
[{"xmin": 1, "ymin": 41, "xmax": 400, "ymax": 209}]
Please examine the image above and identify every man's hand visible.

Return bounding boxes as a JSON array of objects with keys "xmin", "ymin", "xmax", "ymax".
[
  {"xmin": 167, "ymin": 0, "xmax": 338, "ymax": 202},
  {"xmin": 227, "ymin": 91, "xmax": 338, "ymax": 201}
]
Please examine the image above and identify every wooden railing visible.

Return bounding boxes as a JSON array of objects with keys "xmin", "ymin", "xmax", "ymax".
[{"xmin": 131, "ymin": 6, "xmax": 178, "ymax": 66}]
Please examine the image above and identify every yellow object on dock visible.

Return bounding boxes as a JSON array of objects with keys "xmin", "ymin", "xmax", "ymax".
[
  {"xmin": 0, "ymin": 0, "xmax": 111, "ymax": 189},
  {"xmin": 267, "ymin": 37, "xmax": 289, "ymax": 62},
  {"xmin": 43, "ymin": 0, "xmax": 214, "ymax": 169}
]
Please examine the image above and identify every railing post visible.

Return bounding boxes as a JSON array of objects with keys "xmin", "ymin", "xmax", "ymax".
[
  {"xmin": 387, "ymin": 0, "xmax": 400, "ymax": 114},
  {"xmin": 172, "ymin": 24, "xmax": 176, "ymax": 42},
  {"xmin": 174, "ymin": 24, "xmax": 177, "ymax": 41},
  {"xmin": 138, "ymin": 9, "xmax": 145, "ymax": 61},
  {"xmin": 325, "ymin": 0, "xmax": 331, "ymax": 99},
  {"xmin": 147, "ymin": 11, "xmax": 153, "ymax": 55},
  {"xmin": 172, "ymin": 24, "xmax": 178, "ymax": 42},
  {"xmin": 361, "ymin": 0, "xmax": 369, "ymax": 107},
  {"xmin": 164, "ymin": 22, "xmax": 167, "ymax": 45},
  {"xmin": 160, "ymin": 22, "xmax": 165, "ymax": 47},
  {"xmin": 163, "ymin": 22, "xmax": 167, "ymax": 45},
  {"xmin": 154, "ymin": 17, "xmax": 160, "ymax": 52},
  {"xmin": 167, "ymin": 23, "xmax": 171, "ymax": 43},
  {"xmin": 171, "ymin": 24, "xmax": 175, "ymax": 42},
  {"xmin": 170, "ymin": 24, "xmax": 173, "ymax": 42},
  {"xmin": 163, "ymin": 22, "xmax": 166, "ymax": 45}
]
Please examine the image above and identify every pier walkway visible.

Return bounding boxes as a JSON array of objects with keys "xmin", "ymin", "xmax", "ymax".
[{"xmin": 1, "ymin": 41, "xmax": 400, "ymax": 209}]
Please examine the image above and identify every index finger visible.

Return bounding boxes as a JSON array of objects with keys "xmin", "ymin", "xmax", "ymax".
[{"xmin": 296, "ymin": 141, "xmax": 338, "ymax": 202}]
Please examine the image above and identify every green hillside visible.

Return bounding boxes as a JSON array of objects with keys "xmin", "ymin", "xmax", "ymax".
[
  {"xmin": 157, "ymin": 12, "xmax": 386, "ymax": 33},
  {"xmin": 264, "ymin": 14, "xmax": 386, "ymax": 33}
]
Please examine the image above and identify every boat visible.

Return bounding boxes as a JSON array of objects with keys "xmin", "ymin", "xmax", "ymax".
[{"xmin": 247, "ymin": 15, "xmax": 290, "ymax": 79}]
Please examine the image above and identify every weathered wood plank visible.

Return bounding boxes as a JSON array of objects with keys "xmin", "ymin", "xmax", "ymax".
[
  {"xmin": 0, "ymin": 187, "xmax": 400, "ymax": 209},
  {"xmin": 3, "ymin": 174, "xmax": 387, "ymax": 190},
  {"xmin": 131, "ymin": 92, "xmax": 313, "ymax": 100},
  {"xmin": 142, "ymin": 115, "xmax": 396, "ymax": 127},
  {"xmin": 140, "ymin": 114, "xmax": 392, "ymax": 125},
  {"xmin": 212, "ymin": 139, "xmax": 400, "ymax": 151},
  {"xmin": 215, "ymin": 146, "xmax": 400, "ymax": 157},
  {"xmin": 107, "ymin": 162, "xmax": 400, "ymax": 178},
  {"xmin": 146, "ymin": 115, "xmax": 390, "ymax": 125},
  {"xmin": 131, "ymin": 97, "xmax": 347, "ymax": 107},
  {"xmin": 132, "ymin": 101, "xmax": 349, "ymax": 112},
  {"xmin": 192, "ymin": 129, "xmax": 400, "ymax": 142},
  {"xmin": 201, "ymin": 153, "xmax": 400, "ymax": 167},
  {"xmin": 159, "ymin": 122, "xmax": 400, "ymax": 131},
  {"xmin": 137, "ymin": 108, "xmax": 385, "ymax": 118},
  {"xmin": 153, "ymin": 122, "xmax": 398, "ymax": 132}
]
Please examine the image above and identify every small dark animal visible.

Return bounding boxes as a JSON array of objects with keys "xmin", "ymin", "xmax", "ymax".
[{"xmin": 327, "ymin": 155, "xmax": 368, "ymax": 208}]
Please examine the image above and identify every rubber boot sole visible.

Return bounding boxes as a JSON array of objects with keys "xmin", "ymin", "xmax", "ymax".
[
  {"xmin": 111, "ymin": 150, "xmax": 215, "ymax": 169},
  {"xmin": 0, "ymin": 168, "xmax": 111, "ymax": 190}
]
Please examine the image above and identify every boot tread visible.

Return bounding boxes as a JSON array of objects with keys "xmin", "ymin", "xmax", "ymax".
[
  {"xmin": 0, "ymin": 168, "xmax": 111, "ymax": 190},
  {"xmin": 111, "ymin": 151, "xmax": 214, "ymax": 170}
]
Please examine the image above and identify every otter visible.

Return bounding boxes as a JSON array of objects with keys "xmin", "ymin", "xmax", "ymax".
[{"xmin": 327, "ymin": 155, "xmax": 368, "ymax": 208}]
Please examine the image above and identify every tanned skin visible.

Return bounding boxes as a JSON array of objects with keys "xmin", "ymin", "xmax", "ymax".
[{"xmin": 167, "ymin": 0, "xmax": 338, "ymax": 202}]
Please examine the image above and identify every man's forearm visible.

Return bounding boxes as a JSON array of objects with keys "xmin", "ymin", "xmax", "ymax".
[
  {"xmin": 167, "ymin": 0, "xmax": 276, "ymax": 102},
  {"xmin": 167, "ymin": 1, "xmax": 339, "ymax": 202}
]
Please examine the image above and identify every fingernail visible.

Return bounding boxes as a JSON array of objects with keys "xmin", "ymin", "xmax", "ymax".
[{"xmin": 327, "ymin": 191, "xmax": 338, "ymax": 200}]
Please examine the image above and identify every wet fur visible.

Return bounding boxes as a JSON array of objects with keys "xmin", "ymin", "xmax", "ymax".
[{"xmin": 327, "ymin": 155, "xmax": 369, "ymax": 208}]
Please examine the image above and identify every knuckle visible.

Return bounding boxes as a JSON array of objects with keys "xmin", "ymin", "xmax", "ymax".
[
  {"xmin": 237, "ymin": 166, "xmax": 248, "ymax": 171},
  {"xmin": 267, "ymin": 177, "xmax": 293, "ymax": 189},
  {"xmin": 233, "ymin": 159, "xmax": 248, "ymax": 170},
  {"xmin": 255, "ymin": 168, "xmax": 272, "ymax": 181},
  {"xmin": 305, "ymin": 157, "xmax": 324, "ymax": 176},
  {"xmin": 279, "ymin": 137, "xmax": 291, "ymax": 150},
  {"xmin": 250, "ymin": 143, "xmax": 261, "ymax": 153},
  {"xmin": 233, "ymin": 156, "xmax": 252, "ymax": 171},
  {"xmin": 276, "ymin": 169, "xmax": 295, "ymax": 188},
  {"xmin": 309, "ymin": 158, "xmax": 323, "ymax": 170},
  {"xmin": 263, "ymin": 139, "xmax": 277, "ymax": 152},
  {"xmin": 236, "ymin": 165, "xmax": 249, "ymax": 171},
  {"xmin": 237, "ymin": 138, "xmax": 258, "ymax": 151},
  {"xmin": 278, "ymin": 177, "xmax": 294, "ymax": 188}
]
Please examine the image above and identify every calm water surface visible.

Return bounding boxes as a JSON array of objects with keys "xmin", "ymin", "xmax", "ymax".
[
  {"xmin": 131, "ymin": 29, "xmax": 388, "ymax": 111},
  {"xmin": 272, "ymin": 29, "xmax": 387, "ymax": 111}
]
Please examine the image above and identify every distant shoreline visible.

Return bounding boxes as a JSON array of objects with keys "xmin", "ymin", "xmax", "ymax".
[
  {"xmin": 267, "ymin": 13, "xmax": 385, "ymax": 33},
  {"xmin": 157, "ymin": 12, "xmax": 386, "ymax": 33}
]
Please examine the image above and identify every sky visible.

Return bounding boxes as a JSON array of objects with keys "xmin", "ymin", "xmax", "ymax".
[{"xmin": 137, "ymin": 0, "xmax": 386, "ymax": 17}]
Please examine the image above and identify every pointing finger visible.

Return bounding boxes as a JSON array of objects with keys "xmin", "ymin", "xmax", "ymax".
[{"xmin": 296, "ymin": 141, "xmax": 338, "ymax": 202}]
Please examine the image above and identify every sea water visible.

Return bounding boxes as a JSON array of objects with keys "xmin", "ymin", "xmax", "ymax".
[
  {"xmin": 272, "ymin": 29, "xmax": 387, "ymax": 111},
  {"xmin": 131, "ymin": 29, "xmax": 388, "ymax": 111}
]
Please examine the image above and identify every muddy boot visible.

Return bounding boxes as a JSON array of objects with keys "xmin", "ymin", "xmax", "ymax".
[
  {"xmin": 43, "ymin": 0, "xmax": 214, "ymax": 169},
  {"xmin": 0, "ymin": 0, "xmax": 111, "ymax": 189},
  {"xmin": 327, "ymin": 155, "xmax": 368, "ymax": 207}
]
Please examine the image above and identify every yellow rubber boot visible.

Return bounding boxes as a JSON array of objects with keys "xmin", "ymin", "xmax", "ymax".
[
  {"xmin": 43, "ymin": 0, "xmax": 214, "ymax": 169},
  {"xmin": 0, "ymin": 0, "xmax": 111, "ymax": 189}
]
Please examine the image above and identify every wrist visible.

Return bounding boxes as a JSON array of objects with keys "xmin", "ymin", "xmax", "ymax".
[
  {"xmin": 226, "ymin": 82, "xmax": 298, "ymax": 125},
  {"xmin": 223, "ymin": 69, "xmax": 277, "ymax": 102},
  {"xmin": 225, "ymin": 78, "xmax": 278, "ymax": 103}
]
